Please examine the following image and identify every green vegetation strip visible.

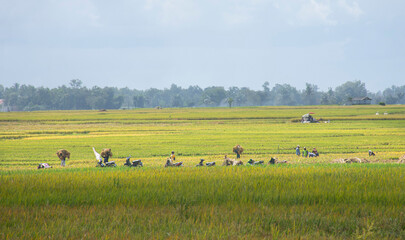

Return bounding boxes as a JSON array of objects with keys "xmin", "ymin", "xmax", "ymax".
[
  {"xmin": 1, "ymin": 165, "xmax": 404, "ymax": 207},
  {"xmin": 1, "ymin": 165, "xmax": 404, "ymax": 239}
]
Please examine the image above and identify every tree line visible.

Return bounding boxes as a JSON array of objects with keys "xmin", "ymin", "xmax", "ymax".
[{"xmin": 0, "ymin": 79, "xmax": 404, "ymax": 111}]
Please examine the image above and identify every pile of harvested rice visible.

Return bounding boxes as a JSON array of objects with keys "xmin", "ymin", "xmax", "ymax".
[
  {"xmin": 333, "ymin": 157, "xmax": 369, "ymax": 164},
  {"xmin": 222, "ymin": 156, "xmax": 243, "ymax": 166},
  {"xmin": 398, "ymin": 154, "xmax": 405, "ymax": 164},
  {"xmin": 233, "ymin": 145, "xmax": 244, "ymax": 154},
  {"xmin": 101, "ymin": 149, "xmax": 113, "ymax": 158}
]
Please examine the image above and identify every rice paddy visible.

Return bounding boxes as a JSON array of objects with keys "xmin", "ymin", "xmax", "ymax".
[{"xmin": 1, "ymin": 105, "xmax": 405, "ymax": 239}]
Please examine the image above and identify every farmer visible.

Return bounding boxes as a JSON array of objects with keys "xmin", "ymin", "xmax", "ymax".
[
  {"xmin": 56, "ymin": 149, "xmax": 70, "ymax": 167},
  {"xmin": 369, "ymin": 150, "xmax": 375, "ymax": 156},
  {"xmin": 313, "ymin": 148, "xmax": 319, "ymax": 157},
  {"xmin": 223, "ymin": 155, "xmax": 233, "ymax": 166},
  {"xmin": 170, "ymin": 151, "xmax": 176, "ymax": 161},
  {"xmin": 101, "ymin": 148, "xmax": 113, "ymax": 163},
  {"xmin": 233, "ymin": 145, "xmax": 243, "ymax": 159},
  {"xmin": 295, "ymin": 145, "xmax": 300, "ymax": 156},
  {"xmin": 302, "ymin": 147, "xmax": 308, "ymax": 157},
  {"xmin": 309, "ymin": 148, "xmax": 319, "ymax": 157}
]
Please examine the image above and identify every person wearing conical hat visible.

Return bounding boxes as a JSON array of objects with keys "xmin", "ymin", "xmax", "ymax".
[{"xmin": 296, "ymin": 145, "xmax": 300, "ymax": 156}]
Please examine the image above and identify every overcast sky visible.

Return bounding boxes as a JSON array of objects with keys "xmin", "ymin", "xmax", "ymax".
[{"xmin": 1, "ymin": 0, "xmax": 404, "ymax": 91}]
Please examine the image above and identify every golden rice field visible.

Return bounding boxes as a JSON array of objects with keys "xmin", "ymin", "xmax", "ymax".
[{"xmin": 1, "ymin": 105, "xmax": 405, "ymax": 239}]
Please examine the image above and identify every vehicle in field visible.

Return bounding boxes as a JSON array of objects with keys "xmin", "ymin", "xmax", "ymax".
[
  {"xmin": 196, "ymin": 159, "xmax": 216, "ymax": 167},
  {"xmin": 301, "ymin": 113, "xmax": 319, "ymax": 123},
  {"xmin": 247, "ymin": 159, "xmax": 264, "ymax": 165},
  {"xmin": 93, "ymin": 147, "xmax": 116, "ymax": 167},
  {"xmin": 124, "ymin": 155, "xmax": 143, "ymax": 167},
  {"xmin": 165, "ymin": 158, "xmax": 183, "ymax": 167},
  {"xmin": 97, "ymin": 161, "xmax": 117, "ymax": 167}
]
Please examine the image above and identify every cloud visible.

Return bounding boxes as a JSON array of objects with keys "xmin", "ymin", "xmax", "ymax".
[
  {"xmin": 144, "ymin": 0, "xmax": 199, "ymax": 26},
  {"xmin": 338, "ymin": 0, "xmax": 363, "ymax": 18},
  {"xmin": 271, "ymin": 0, "xmax": 364, "ymax": 26},
  {"xmin": 222, "ymin": 4, "xmax": 254, "ymax": 25},
  {"xmin": 298, "ymin": 0, "xmax": 336, "ymax": 26}
]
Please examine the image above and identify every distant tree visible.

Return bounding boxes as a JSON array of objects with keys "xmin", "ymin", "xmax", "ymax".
[
  {"xmin": 335, "ymin": 80, "xmax": 367, "ymax": 104},
  {"xmin": 241, "ymin": 87, "xmax": 261, "ymax": 106},
  {"xmin": 259, "ymin": 81, "xmax": 271, "ymax": 105},
  {"xmin": 144, "ymin": 88, "xmax": 162, "ymax": 107},
  {"xmin": 182, "ymin": 86, "xmax": 202, "ymax": 107},
  {"xmin": 3, "ymin": 90, "xmax": 18, "ymax": 110},
  {"xmin": 0, "ymin": 84, "xmax": 4, "ymax": 99},
  {"xmin": 271, "ymin": 84, "xmax": 300, "ymax": 106},
  {"xmin": 172, "ymin": 94, "xmax": 183, "ymax": 107},
  {"xmin": 303, "ymin": 83, "xmax": 318, "ymax": 105},
  {"xmin": 69, "ymin": 79, "xmax": 83, "ymax": 89},
  {"xmin": 226, "ymin": 87, "xmax": 240, "ymax": 106},
  {"xmin": 35, "ymin": 87, "xmax": 52, "ymax": 109},
  {"xmin": 383, "ymin": 85, "xmax": 405, "ymax": 104},
  {"xmin": 103, "ymin": 87, "xmax": 123, "ymax": 109},
  {"xmin": 262, "ymin": 81, "xmax": 270, "ymax": 93},
  {"xmin": 320, "ymin": 88, "xmax": 337, "ymax": 105},
  {"xmin": 203, "ymin": 87, "xmax": 226, "ymax": 106},
  {"xmin": 4, "ymin": 80, "xmax": 405, "ymax": 111},
  {"xmin": 227, "ymin": 97, "xmax": 234, "ymax": 108},
  {"xmin": 70, "ymin": 84, "xmax": 90, "ymax": 110},
  {"xmin": 133, "ymin": 95, "xmax": 145, "ymax": 108}
]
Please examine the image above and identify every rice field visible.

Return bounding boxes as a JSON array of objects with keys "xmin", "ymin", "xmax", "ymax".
[{"xmin": 1, "ymin": 105, "xmax": 405, "ymax": 239}]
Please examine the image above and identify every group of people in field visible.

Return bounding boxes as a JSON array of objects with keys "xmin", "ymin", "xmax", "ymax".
[
  {"xmin": 53, "ymin": 144, "xmax": 289, "ymax": 168},
  {"xmin": 55, "ymin": 148, "xmax": 179, "ymax": 167},
  {"xmin": 51, "ymin": 144, "xmax": 379, "ymax": 169},
  {"xmin": 52, "ymin": 144, "xmax": 255, "ymax": 167},
  {"xmin": 295, "ymin": 145, "xmax": 319, "ymax": 158},
  {"xmin": 50, "ymin": 144, "xmax": 384, "ymax": 169},
  {"xmin": 294, "ymin": 146, "xmax": 376, "ymax": 158}
]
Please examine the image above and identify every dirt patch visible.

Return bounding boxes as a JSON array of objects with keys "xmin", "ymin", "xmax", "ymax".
[{"xmin": 398, "ymin": 154, "xmax": 405, "ymax": 164}]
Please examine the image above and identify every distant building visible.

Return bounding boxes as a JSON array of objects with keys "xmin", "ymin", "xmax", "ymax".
[{"xmin": 350, "ymin": 97, "xmax": 372, "ymax": 105}]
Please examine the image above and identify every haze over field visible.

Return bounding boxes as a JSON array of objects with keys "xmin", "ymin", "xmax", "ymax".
[{"xmin": 1, "ymin": 0, "xmax": 404, "ymax": 91}]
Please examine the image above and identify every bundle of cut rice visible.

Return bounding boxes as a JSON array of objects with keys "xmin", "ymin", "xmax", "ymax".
[
  {"xmin": 332, "ymin": 158, "xmax": 345, "ymax": 163},
  {"xmin": 233, "ymin": 160, "xmax": 243, "ymax": 166},
  {"xmin": 333, "ymin": 157, "xmax": 368, "ymax": 164},
  {"xmin": 398, "ymin": 154, "xmax": 405, "ymax": 163},
  {"xmin": 56, "ymin": 149, "xmax": 70, "ymax": 160},
  {"xmin": 233, "ymin": 145, "xmax": 244, "ymax": 154},
  {"xmin": 101, "ymin": 148, "xmax": 113, "ymax": 158}
]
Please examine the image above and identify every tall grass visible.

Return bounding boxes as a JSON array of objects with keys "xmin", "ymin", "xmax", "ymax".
[{"xmin": 1, "ymin": 165, "xmax": 404, "ymax": 239}]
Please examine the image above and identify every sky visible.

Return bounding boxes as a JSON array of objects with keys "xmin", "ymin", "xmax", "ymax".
[{"xmin": 1, "ymin": 0, "xmax": 404, "ymax": 92}]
